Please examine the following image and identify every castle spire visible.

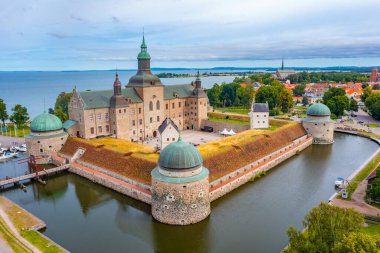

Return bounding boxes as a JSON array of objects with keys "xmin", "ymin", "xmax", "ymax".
[
  {"xmin": 113, "ymin": 72, "xmax": 121, "ymax": 96},
  {"xmin": 195, "ymin": 71, "xmax": 201, "ymax": 88}
]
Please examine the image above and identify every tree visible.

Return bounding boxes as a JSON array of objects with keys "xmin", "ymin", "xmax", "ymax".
[
  {"xmin": 9, "ymin": 104, "xmax": 29, "ymax": 127},
  {"xmin": 219, "ymin": 84, "xmax": 236, "ymax": 106},
  {"xmin": 332, "ymin": 232, "xmax": 380, "ymax": 253},
  {"xmin": 361, "ymin": 86, "xmax": 372, "ymax": 102},
  {"xmin": 302, "ymin": 96, "xmax": 309, "ymax": 106},
  {"xmin": 285, "ymin": 202, "xmax": 364, "ymax": 253},
  {"xmin": 293, "ymin": 84, "xmax": 306, "ymax": 97},
  {"xmin": 367, "ymin": 177, "xmax": 380, "ymax": 200},
  {"xmin": 207, "ymin": 83, "xmax": 222, "ymax": 106},
  {"xmin": 373, "ymin": 84, "xmax": 380, "ymax": 90},
  {"xmin": 279, "ymin": 88, "xmax": 293, "ymax": 113},
  {"xmin": 255, "ymin": 86, "xmax": 279, "ymax": 110},
  {"xmin": 54, "ymin": 92, "xmax": 72, "ymax": 122},
  {"xmin": 326, "ymin": 96, "xmax": 349, "ymax": 117},
  {"xmin": 369, "ymin": 100, "xmax": 380, "ymax": 120},
  {"xmin": 323, "ymin": 87, "xmax": 346, "ymax": 104},
  {"xmin": 349, "ymin": 99, "xmax": 358, "ymax": 112},
  {"xmin": 0, "ymin": 98, "xmax": 8, "ymax": 127}
]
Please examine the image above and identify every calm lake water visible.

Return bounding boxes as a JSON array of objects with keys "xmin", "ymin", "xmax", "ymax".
[
  {"xmin": 0, "ymin": 70, "xmax": 236, "ymax": 118},
  {"xmin": 0, "ymin": 133, "xmax": 378, "ymax": 253}
]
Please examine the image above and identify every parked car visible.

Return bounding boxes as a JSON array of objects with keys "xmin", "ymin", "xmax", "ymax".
[{"xmin": 201, "ymin": 126, "xmax": 213, "ymax": 132}]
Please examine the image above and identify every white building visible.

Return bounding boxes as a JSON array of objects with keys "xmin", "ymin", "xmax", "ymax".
[
  {"xmin": 158, "ymin": 117, "xmax": 180, "ymax": 150},
  {"xmin": 249, "ymin": 102, "xmax": 269, "ymax": 129}
]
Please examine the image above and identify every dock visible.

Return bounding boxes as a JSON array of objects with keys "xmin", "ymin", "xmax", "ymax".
[{"xmin": 0, "ymin": 164, "xmax": 70, "ymax": 188}]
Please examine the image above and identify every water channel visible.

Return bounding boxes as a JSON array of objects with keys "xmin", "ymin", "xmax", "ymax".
[{"xmin": 0, "ymin": 133, "xmax": 378, "ymax": 253}]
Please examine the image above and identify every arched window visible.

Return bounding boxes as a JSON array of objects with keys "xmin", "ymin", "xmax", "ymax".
[
  {"xmin": 156, "ymin": 100, "xmax": 160, "ymax": 110},
  {"xmin": 149, "ymin": 101, "xmax": 153, "ymax": 111}
]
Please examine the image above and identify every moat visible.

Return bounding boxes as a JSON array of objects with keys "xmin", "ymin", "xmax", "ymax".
[{"xmin": 0, "ymin": 133, "xmax": 378, "ymax": 253}]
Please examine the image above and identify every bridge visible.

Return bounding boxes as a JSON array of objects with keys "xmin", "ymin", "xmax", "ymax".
[{"xmin": 0, "ymin": 164, "xmax": 70, "ymax": 188}]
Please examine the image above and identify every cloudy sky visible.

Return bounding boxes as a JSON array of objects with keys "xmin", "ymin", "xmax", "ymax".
[{"xmin": 1, "ymin": 0, "xmax": 380, "ymax": 70}]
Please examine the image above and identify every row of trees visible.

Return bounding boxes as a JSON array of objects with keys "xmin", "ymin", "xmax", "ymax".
[
  {"xmin": 322, "ymin": 87, "xmax": 358, "ymax": 117},
  {"xmin": 287, "ymin": 71, "xmax": 369, "ymax": 84},
  {"xmin": 286, "ymin": 202, "xmax": 380, "ymax": 253},
  {"xmin": 0, "ymin": 98, "xmax": 29, "ymax": 127},
  {"xmin": 364, "ymin": 90, "xmax": 380, "ymax": 120},
  {"xmin": 206, "ymin": 79, "xmax": 254, "ymax": 107},
  {"xmin": 255, "ymin": 82, "xmax": 293, "ymax": 114}
]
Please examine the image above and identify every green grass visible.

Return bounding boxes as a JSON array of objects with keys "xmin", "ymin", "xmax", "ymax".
[
  {"xmin": 0, "ymin": 124, "xmax": 30, "ymax": 137},
  {"xmin": 365, "ymin": 123, "xmax": 380, "ymax": 128},
  {"xmin": 0, "ymin": 218, "xmax": 33, "ymax": 253},
  {"xmin": 208, "ymin": 116, "xmax": 250, "ymax": 125},
  {"xmin": 293, "ymin": 105, "xmax": 307, "ymax": 110},
  {"xmin": 361, "ymin": 222, "xmax": 380, "ymax": 236},
  {"xmin": 214, "ymin": 106, "xmax": 250, "ymax": 115},
  {"xmin": 338, "ymin": 152, "xmax": 380, "ymax": 200},
  {"xmin": 21, "ymin": 230, "xmax": 65, "ymax": 253}
]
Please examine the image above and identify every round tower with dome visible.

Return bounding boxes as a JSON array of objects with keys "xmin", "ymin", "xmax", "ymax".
[
  {"xmin": 151, "ymin": 136, "xmax": 210, "ymax": 225},
  {"xmin": 25, "ymin": 112, "xmax": 68, "ymax": 163},
  {"xmin": 302, "ymin": 102, "xmax": 334, "ymax": 144}
]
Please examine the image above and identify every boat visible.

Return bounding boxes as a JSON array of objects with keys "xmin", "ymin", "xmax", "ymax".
[
  {"xmin": 0, "ymin": 151, "xmax": 18, "ymax": 161},
  {"xmin": 335, "ymin": 177, "xmax": 344, "ymax": 189},
  {"xmin": 15, "ymin": 144, "xmax": 27, "ymax": 152}
]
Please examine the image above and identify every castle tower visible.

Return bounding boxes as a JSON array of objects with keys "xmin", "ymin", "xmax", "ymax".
[
  {"xmin": 190, "ymin": 72, "xmax": 208, "ymax": 130},
  {"xmin": 110, "ymin": 73, "xmax": 129, "ymax": 139},
  {"xmin": 26, "ymin": 112, "xmax": 68, "ymax": 163},
  {"xmin": 151, "ymin": 137, "xmax": 210, "ymax": 225},
  {"xmin": 302, "ymin": 102, "xmax": 334, "ymax": 144}
]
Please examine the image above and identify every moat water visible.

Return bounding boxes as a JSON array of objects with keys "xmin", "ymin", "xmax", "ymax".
[{"xmin": 0, "ymin": 133, "xmax": 378, "ymax": 253}]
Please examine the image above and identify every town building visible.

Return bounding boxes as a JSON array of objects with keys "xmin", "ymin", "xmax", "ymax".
[
  {"xmin": 67, "ymin": 36, "xmax": 208, "ymax": 141},
  {"xmin": 158, "ymin": 117, "xmax": 179, "ymax": 150},
  {"xmin": 302, "ymin": 102, "xmax": 334, "ymax": 144},
  {"xmin": 249, "ymin": 102, "xmax": 269, "ymax": 129},
  {"xmin": 370, "ymin": 68, "xmax": 380, "ymax": 83},
  {"xmin": 151, "ymin": 137, "xmax": 210, "ymax": 225},
  {"xmin": 26, "ymin": 112, "xmax": 68, "ymax": 163}
]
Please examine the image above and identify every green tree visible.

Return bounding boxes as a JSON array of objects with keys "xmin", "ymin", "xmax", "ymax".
[
  {"xmin": 207, "ymin": 83, "xmax": 222, "ymax": 106},
  {"xmin": 369, "ymin": 100, "xmax": 380, "ymax": 120},
  {"xmin": 54, "ymin": 92, "xmax": 72, "ymax": 122},
  {"xmin": 365, "ymin": 92, "xmax": 380, "ymax": 110},
  {"xmin": 219, "ymin": 84, "xmax": 236, "ymax": 106},
  {"xmin": 302, "ymin": 96, "xmax": 309, "ymax": 106},
  {"xmin": 9, "ymin": 104, "xmax": 29, "ymax": 127},
  {"xmin": 279, "ymin": 88, "xmax": 293, "ymax": 113},
  {"xmin": 367, "ymin": 177, "xmax": 380, "ymax": 200},
  {"xmin": 0, "ymin": 98, "xmax": 8, "ymax": 127},
  {"xmin": 326, "ymin": 96, "xmax": 349, "ymax": 117},
  {"xmin": 285, "ymin": 202, "xmax": 364, "ymax": 253},
  {"xmin": 293, "ymin": 84, "xmax": 306, "ymax": 97},
  {"xmin": 323, "ymin": 87, "xmax": 346, "ymax": 104},
  {"xmin": 349, "ymin": 99, "xmax": 358, "ymax": 112},
  {"xmin": 332, "ymin": 232, "xmax": 379, "ymax": 253},
  {"xmin": 361, "ymin": 86, "xmax": 372, "ymax": 102},
  {"xmin": 255, "ymin": 85, "xmax": 280, "ymax": 110},
  {"xmin": 373, "ymin": 84, "xmax": 380, "ymax": 90}
]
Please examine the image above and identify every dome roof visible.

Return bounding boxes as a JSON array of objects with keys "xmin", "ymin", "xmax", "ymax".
[
  {"xmin": 30, "ymin": 112, "xmax": 63, "ymax": 132},
  {"xmin": 306, "ymin": 102, "xmax": 331, "ymax": 117},
  {"xmin": 158, "ymin": 138, "xmax": 203, "ymax": 170}
]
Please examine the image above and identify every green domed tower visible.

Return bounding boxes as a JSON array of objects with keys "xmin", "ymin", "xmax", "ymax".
[
  {"xmin": 151, "ymin": 137, "xmax": 210, "ymax": 225},
  {"xmin": 302, "ymin": 102, "xmax": 335, "ymax": 144},
  {"xmin": 26, "ymin": 112, "xmax": 68, "ymax": 163}
]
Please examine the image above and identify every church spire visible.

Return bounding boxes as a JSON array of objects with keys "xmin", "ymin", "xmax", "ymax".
[{"xmin": 281, "ymin": 58, "xmax": 284, "ymax": 70}]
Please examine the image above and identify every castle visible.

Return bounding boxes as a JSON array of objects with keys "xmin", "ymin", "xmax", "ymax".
[{"xmin": 67, "ymin": 36, "xmax": 208, "ymax": 141}]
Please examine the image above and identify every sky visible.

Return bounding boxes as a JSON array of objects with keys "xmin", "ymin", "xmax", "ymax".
[{"xmin": 1, "ymin": 0, "xmax": 380, "ymax": 70}]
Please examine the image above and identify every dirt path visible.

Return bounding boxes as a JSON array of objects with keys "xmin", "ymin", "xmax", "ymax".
[
  {"xmin": 331, "ymin": 180, "xmax": 380, "ymax": 217},
  {"xmin": 0, "ymin": 234, "xmax": 13, "ymax": 253}
]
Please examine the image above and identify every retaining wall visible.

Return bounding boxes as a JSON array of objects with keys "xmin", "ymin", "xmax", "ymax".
[
  {"xmin": 209, "ymin": 135, "xmax": 312, "ymax": 201},
  {"xmin": 200, "ymin": 119, "xmax": 250, "ymax": 133}
]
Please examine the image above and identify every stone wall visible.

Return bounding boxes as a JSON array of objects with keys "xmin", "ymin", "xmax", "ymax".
[
  {"xmin": 200, "ymin": 119, "xmax": 250, "ymax": 133},
  {"xmin": 209, "ymin": 135, "xmax": 312, "ymax": 202},
  {"xmin": 151, "ymin": 175, "xmax": 210, "ymax": 225},
  {"xmin": 69, "ymin": 162, "xmax": 152, "ymax": 204},
  {"xmin": 303, "ymin": 120, "xmax": 334, "ymax": 144}
]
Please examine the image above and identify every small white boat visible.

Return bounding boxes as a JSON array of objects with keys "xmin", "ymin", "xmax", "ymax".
[
  {"xmin": 15, "ymin": 145, "xmax": 27, "ymax": 152},
  {"xmin": 335, "ymin": 177, "xmax": 344, "ymax": 189},
  {"xmin": 0, "ymin": 152, "xmax": 18, "ymax": 161}
]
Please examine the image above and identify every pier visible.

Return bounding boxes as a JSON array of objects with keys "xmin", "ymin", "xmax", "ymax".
[{"xmin": 0, "ymin": 164, "xmax": 70, "ymax": 188}]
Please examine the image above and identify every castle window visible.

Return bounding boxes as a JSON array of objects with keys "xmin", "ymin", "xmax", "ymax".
[
  {"xmin": 140, "ymin": 129, "xmax": 142, "ymax": 133},
  {"xmin": 49, "ymin": 145, "xmax": 52, "ymax": 148},
  {"xmin": 172, "ymin": 138, "xmax": 175, "ymax": 141},
  {"xmin": 167, "ymin": 138, "xmax": 169, "ymax": 141},
  {"xmin": 157, "ymin": 116, "xmax": 160, "ymax": 122},
  {"xmin": 131, "ymin": 109, "xmax": 135, "ymax": 115},
  {"xmin": 106, "ymin": 125, "xmax": 110, "ymax": 133},
  {"xmin": 166, "ymin": 103, "xmax": 168, "ymax": 110},
  {"xmin": 124, "ymin": 109, "xmax": 126, "ymax": 113},
  {"xmin": 156, "ymin": 101, "xmax": 160, "ymax": 110},
  {"xmin": 132, "ymin": 120, "xmax": 136, "ymax": 126},
  {"xmin": 119, "ymin": 109, "xmax": 121, "ymax": 113},
  {"xmin": 90, "ymin": 127, "xmax": 94, "ymax": 134},
  {"xmin": 105, "ymin": 113, "xmax": 109, "ymax": 120},
  {"xmin": 149, "ymin": 101, "xmax": 153, "ymax": 111},
  {"xmin": 40, "ymin": 149, "xmax": 43, "ymax": 153},
  {"xmin": 98, "ymin": 126, "xmax": 102, "ymax": 133},
  {"xmin": 133, "ymin": 130, "xmax": 136, "ymax": 134},
  {"xmin": 139, "ymin": 119, "xmax": 142, "ymax": 125},
  {"xmin": 150, "ymin": 117, "xmax": 152, "ymax": 123},
  {"xmin": 138, "ymin": 108, "xmax": 142, "ymax": 114},
  {"xmin": 89, "ymin": 114, "xmax": 94, "ymax": 121},
  {"xmin": 172, "ymin": 103, "xmax": 175, "ymax": 109},
  {"xmin": 179, "ymin": 102, "xmax": 181, "ymax": 108},
  {"xmin": 97, "ymin": 113, "xmax": 101, "ymax": 120},
  {"xmin": 37, "ymin": 141, "xmax": 40, "ymax": 143},
  {"xmin": 114, "ymin": 130, "xmax": 116, "ymax": 134}
]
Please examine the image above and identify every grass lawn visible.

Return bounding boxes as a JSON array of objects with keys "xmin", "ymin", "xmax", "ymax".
[
  {"xmin": 0, "ymin": 125, "xmax": 30, "ymax": 138},
  {"xmin": 365, "ymin": 123, "xmax": 380, "ymax": 128},
  {"xmin": 214, "ymin": 107, "xmax": 250, "ymax": 115},
  {"xmin": 208, "ymin": 116, "xmax": 250, "ymax": 125},
  {"xmin": 361, "ymin": 222, "xmax": 380, "ymax": 236},
  {"xmin": 293, "ymin": 105, "xmax": 307, "ymax": 110}
]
